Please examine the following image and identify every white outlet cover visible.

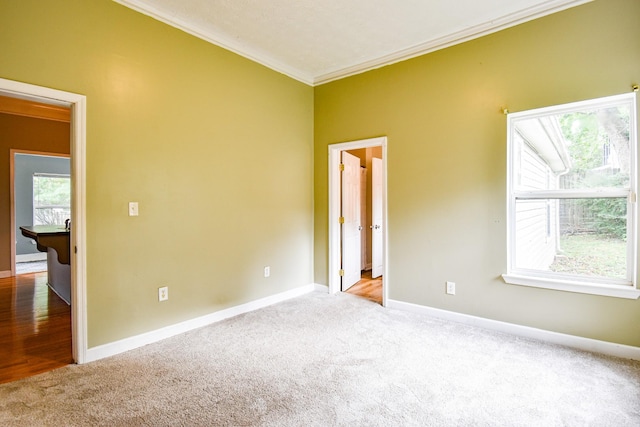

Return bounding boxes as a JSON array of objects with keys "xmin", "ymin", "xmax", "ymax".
[
  {"xmin": 264, "ymin": 266, "xmax": 270, "ymax": 278},
  {"xmin": 158, "ymin": 286, "xmax": 168, "ymax": 301},
  {"xmin": 446, "ymin": 281, "xmax": 456, "ymax": 295}
]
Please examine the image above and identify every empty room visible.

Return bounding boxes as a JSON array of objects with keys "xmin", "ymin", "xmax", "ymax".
[{"xmin": 1, "ymin": 0, "xmax": 639, "ymax": 425}]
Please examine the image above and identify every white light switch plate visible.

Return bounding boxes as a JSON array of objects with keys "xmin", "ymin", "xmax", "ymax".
[{"xmin": 129, "ymin": 202, "xmax": 139, "ymax": 216}]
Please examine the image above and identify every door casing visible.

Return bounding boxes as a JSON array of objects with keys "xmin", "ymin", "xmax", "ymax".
[
  {"xmin": 0, "ymin": 78, "xmax": 88, "ymax": 364},
  {"xmin": 328, "ymin": 136, "xmax": 388, "ymax": 305},
  {"xmin": 371, "ymin": 157, "xmax": 384, "ymax": 278}
]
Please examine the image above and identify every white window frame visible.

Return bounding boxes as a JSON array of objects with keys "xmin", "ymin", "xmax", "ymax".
[{"xmin": 503, "ymin": 92, "xmax": 640, "ymax": 300}]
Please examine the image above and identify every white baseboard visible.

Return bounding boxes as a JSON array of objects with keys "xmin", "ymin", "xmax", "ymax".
[
  {"xmin": 387, "ymin": 299, "xmax": 640, "ymax": 361},
  {"xmin": 0, "ymin": 270, "xmax": 11, "ymax": 279},
  {"xmin": 16, "ymin": 253, "xmax": 47, "ymax": 262},
  {"xmin": 314, "ymin": 283, "xmax": 329, "ymax": 293},
  {"xmin": 85, "ymin": 284, "xmax": 316, "ymax": 363}
]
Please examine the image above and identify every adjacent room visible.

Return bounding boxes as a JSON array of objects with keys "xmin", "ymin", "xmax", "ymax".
[{"xmin": 1, "ymin": 0, "xmax": 639, "ymax": 424}]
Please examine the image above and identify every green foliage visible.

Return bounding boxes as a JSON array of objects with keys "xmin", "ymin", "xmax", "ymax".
[
  {"xmin": 581, "ymin": 197, "xmax": 627, "ymax": 239},
  {"xmin": 558, "ymin": 108, "xmax": 629, "ymax": 239},
  {"xmin": 559, "ymin": 112, "xmax": 601, "ymax": 172},
  {"xmin": 33, "ymin": 175, "xmax": 70, "ymax": 206},
  {"xmin": 33, "ymin": 175, "xmax": 71, "ymax": 225}
]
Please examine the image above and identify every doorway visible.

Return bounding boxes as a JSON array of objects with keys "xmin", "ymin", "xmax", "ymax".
[
  {"xmin": 0, "ymin": 78, "xmax": 87, "ymax": 364},
  {"xmin": 12, "ymin": 152, "xmax": 71, "ymax": 276},
  {"xmin": 328, "ymin": 137, "xmax": 388, "ymax": 305}
]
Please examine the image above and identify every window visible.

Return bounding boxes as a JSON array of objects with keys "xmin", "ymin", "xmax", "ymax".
[
  {"xmin": 503, "ymin": 93, "xmax": 640, "ymax": 299},
  {"xmin": 33, "ymin": 173, "xmax": 71, "ymax": 226}
]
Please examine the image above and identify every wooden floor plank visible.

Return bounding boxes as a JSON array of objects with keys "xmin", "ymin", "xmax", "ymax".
[
  {"xmin": 346, "ymin": 270, "xmax": 382, "ymax": 304},
  {"xmin": 0, "ymin": 272, "xmax": 72, "ymax": 384}
]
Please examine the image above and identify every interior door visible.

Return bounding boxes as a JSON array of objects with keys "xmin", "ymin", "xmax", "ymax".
[
  {"xmin": 371, "ymin": 157, "xmax": 383, "ymax": 278},
  {"xmin": 360, "ymin": 167, "xmax": 367, "ymax": 271},
  {"xmin": 341, "ymin": 151, "xmax": 361, "ymax": 290}
]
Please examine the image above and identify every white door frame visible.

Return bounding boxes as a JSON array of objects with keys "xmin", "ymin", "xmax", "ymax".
[
  {"xmin": 0, "ymin": 78, "xmax": 88, "ymax": 364},
  {"xmin": 328, "ymin": 136, "xmax": 388, "ymax": 305}
]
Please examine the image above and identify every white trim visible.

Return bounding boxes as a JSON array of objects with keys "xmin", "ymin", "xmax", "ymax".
[
  {"xmin": 328, "ymin": 137, "xmax": 388, "ymax": 306},
  {"xmin": 506, "ymin": 92, "xmax": 638, "ymax": 295},
  {"xmin": 508, "ymin": 91, "xmax": 635, "ymax": 119},
  {"xmin": 515, "ymin": 189, "xmax": 630, "ymax": 199},
  {"xmin": 0, "ymin": 271, "xmax": 11, "ymax": 279},
  {"xmin": 16, "ymin": 253, "xmax": 47, "ymax": 262},
  {"xmin": 113, "ymin": 0, "xmax": 314, "ymax": 86},
  {"xmin": 503, "ymin": 273, "xmax": 640, "ymax": 299},
  {"xmin": 114, "ymin": 0, "xmax": 590, "ymax": 87},
  {"xmin": 388, "ymin": 299, "xmax": 640, "ymax": 361},
  {"xmin": 314, "ymin": 0, "xmax": 592, "ymax": 85},
  {"xmin": 0, "ymin": 78, "xmax": 88, "ymax": 364},
  {"xmin": 85, "ymin": 283, "xmax": 316, "ymax": 363},
  {"xmin": 314, "ymin": 283, "xmax": 329, "ymax": 293}
]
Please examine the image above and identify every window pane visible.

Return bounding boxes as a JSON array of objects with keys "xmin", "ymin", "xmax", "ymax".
[
  {"xmin": 33, "ymin": 174, "xmax": 71, "ymax": 226},
  {"xmin": 514, "ymin": 105, "xmax": 631, "ymax": 192},
  {"xmin": 514, "ymin": 198, "xmax": 627, "ymax": 279}
]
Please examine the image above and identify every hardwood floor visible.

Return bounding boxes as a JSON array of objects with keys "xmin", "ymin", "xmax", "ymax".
[
  {"xmin": 345, "ymin": 270, "xmax": 382, "ymax": 305},
  {"xmin": 0, "ymin": 272, "xmax": 72, "ymax": 384}
]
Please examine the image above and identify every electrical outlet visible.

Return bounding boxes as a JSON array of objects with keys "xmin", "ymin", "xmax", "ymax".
[
  {"xmin": 158, "ymin": 286, "xmax": 168, "ymax": 301},
  {"xmin": 446, "ymin": 281, "xmax": 456, "ymax": 295},
  {"xmin": 264, "ymin": 266, "xmax": 270, "ymax": 278}
]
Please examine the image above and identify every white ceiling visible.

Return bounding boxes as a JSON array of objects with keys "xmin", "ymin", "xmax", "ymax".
[{"xmin": 114, "ymin": 0, "xmax": 590, "ymax": 86}]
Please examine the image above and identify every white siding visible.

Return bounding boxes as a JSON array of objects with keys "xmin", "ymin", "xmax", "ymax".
[{"xmin": 514, "ymin": 136, "xmax": 558, "ymax": 271}]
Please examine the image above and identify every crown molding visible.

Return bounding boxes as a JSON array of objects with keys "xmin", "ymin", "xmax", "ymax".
[
  {"xmin": 113, "ymin": 0, "xmax": 315, "ymax": 85},
  {"xmin": 114, "ymin": 0, "xmax": 591, "ymax": 87},
  {"xmin": 313, "ymin": 0, "xmax": 592, "ymax": 85}
]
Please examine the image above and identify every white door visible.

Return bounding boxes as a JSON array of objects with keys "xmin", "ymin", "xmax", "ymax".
[
  {"xmin": 341, "ymin": 151, "xmax": 361, "ymax": 290},
  {"xmin": 371, "ymin": 157, "xmax": 383, "ymax": 278},
  {"xmin": 360, "ymin": 168, "xmax": 367, "ymax": 271}
]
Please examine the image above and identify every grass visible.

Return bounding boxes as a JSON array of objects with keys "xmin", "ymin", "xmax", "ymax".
[{"xmin": 550, "ymin": 234, "xmax": 627, "ymax": 279}]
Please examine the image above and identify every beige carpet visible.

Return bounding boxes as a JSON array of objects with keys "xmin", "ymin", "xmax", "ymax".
[{"xmin": 1, "ymin": 292, "xmax": 639, "ymax": 426}]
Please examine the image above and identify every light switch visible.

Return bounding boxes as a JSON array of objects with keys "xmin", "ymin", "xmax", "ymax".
[{"xmin": 128, "ymin": 202, "xmax": 139, "ymax": 216}]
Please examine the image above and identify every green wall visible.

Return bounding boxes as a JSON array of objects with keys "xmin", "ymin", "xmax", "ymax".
[
  {"xmin": 314, "ymin": 0, "xmax": 640, "ymax": 346},
  {"xmin": 0, "ymin": 0, "xmax": 314, "ymax": 347},
  {"xmin": 2, "ymin": 0, "xmax": 639, "ymax": 352}
]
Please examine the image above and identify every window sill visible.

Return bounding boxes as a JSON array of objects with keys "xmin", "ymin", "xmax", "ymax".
[{"xmin": 502, "ymin": 274, "xmax": 640, "ymax": 300}]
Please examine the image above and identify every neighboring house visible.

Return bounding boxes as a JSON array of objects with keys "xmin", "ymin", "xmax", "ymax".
[{"xmin": 513, "ymin": 116, "xmax": 570, "ymax": 271}]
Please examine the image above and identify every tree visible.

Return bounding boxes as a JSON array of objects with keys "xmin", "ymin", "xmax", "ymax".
[{"xmin": 558, "ymin": 106, "xmax": 630, "ymax": 239}]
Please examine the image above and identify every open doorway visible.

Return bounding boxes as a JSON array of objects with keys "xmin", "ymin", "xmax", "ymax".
[
  {"xmin": 328, "ymin": 137, "xmax": 388, "ymax": 306},
  {"xmin": 13, "ymin": 152, "xmax": 71, "ymax": 277},
  {"xmin": 341, "ymin": 148, "xmax": 384, "ymax": 304},
  {"xmin": 0, "ymin": 77, "xmax": 87, "ymax": 371},
  {"xmin": 1, "ymin": 98, "xmax": 73, "ymax": 383}
]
